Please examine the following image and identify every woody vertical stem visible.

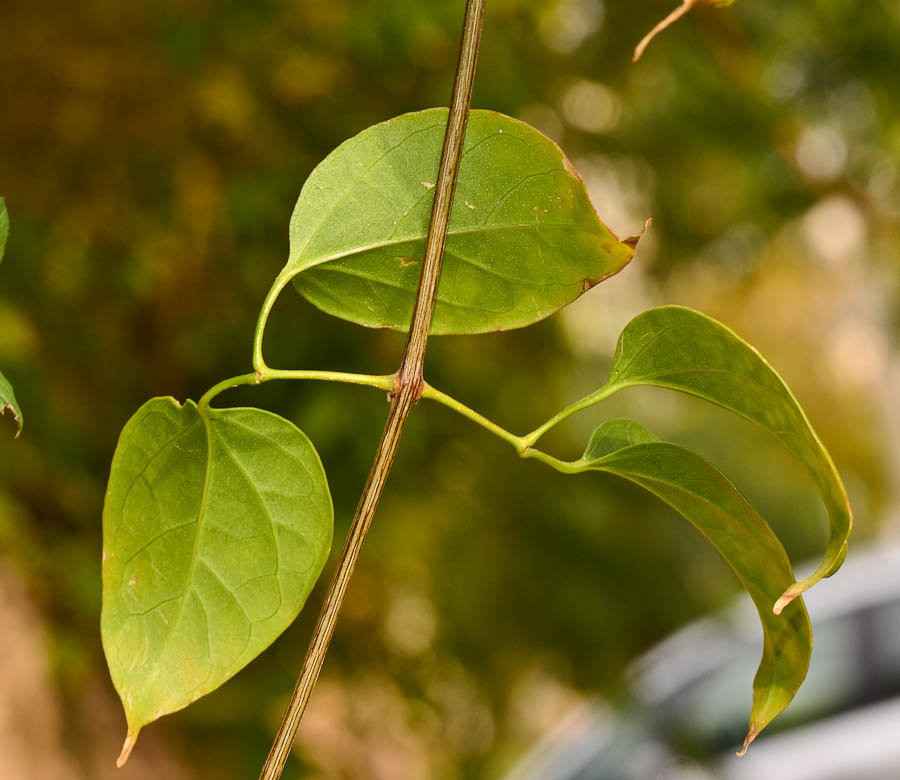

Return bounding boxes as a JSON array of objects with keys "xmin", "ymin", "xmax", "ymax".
[{"xmin": 256, "ymin": 2, "xmax": 486, "ymax": 778}]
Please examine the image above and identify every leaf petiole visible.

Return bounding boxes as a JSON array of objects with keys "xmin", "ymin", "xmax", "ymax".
[
  {"xmin": 197, "ymin": 369, "xmax": 394, "ymax": 410},
  {"xmin": 420, "ymin": 382, "xmax": 528, "ymax": 453},
  {"xmin": 521, "ymin": 384, "xmax": 617, "ymax": 449},
  {"xmin": 197, "ymin": 370, "xmax": 591, "ymax": 472},
  {"xmin": 253, "ymin": 267, "xmax": 300, "ymax": 374}
]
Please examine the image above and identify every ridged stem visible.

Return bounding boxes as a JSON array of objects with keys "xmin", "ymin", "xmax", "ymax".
[{"xmin": 256, "ymin": 3, "xmax": 487, "ymax": 777}]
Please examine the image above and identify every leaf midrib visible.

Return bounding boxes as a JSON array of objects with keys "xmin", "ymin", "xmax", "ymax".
[
  {"xmin": 147, "ymin": 405, "xmax": 217, "ymax": 698},
  {"xmin": 291, "ymin": 221, "xmax": 612, "ymax": 276}
]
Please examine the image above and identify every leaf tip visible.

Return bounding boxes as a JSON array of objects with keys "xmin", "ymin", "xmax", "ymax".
[
  {"xmin": 773, "ymin": 588, "xmax": 797, "ymax": 615},
  {"xmin": 737, "ymin": 726, "xmax": 760, "ymax": 756},
  {"xmin": 116, "ymin": 732, "xmax": 138, "ymax": 768},
  {"xmin": 623, "ymin": 218, "xmax": 652, "ymax": 250}
]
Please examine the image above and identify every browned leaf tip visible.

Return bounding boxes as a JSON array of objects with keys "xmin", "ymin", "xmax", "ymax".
[
  {"xmin": 623, "ymin": 218, "xmax": 653, "ymax": 250},
  {"xmin": 737, "ymin": 725, "xmax": 760, "ymax": 756},
  {"xmin": 116, "ymin": 733, "xmax": 136, "ymax": 768}
]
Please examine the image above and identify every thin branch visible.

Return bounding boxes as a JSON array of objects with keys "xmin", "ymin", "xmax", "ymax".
[
  {"xmin": 256, "ymin": 2, "xmax": 487, "ymax": 778},
  {"xmin": 633, "ymin": 0, "xmax": 697, "ymax": 62}
]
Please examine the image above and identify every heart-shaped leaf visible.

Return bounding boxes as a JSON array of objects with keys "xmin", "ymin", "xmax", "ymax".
[
  {"xmin": 577, "ymin": 419, "xmax": 811, "ymax": 751},
  {"xmin": 286, "ymin": 109, "xmax": 636, "ymax": 334},
  {"xmin": 101, "ymin": 398, "xmax": 333, "ymax": 765},
  {"xmin": 579, "ymin": 306, "xmax": 851, "ymax": 611}
]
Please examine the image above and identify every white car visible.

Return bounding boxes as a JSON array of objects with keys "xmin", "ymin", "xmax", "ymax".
[{"xmin": 505, "ymin": 543, "xmax": 900, "ymax": 780}]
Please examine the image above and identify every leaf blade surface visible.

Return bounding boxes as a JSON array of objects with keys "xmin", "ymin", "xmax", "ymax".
[
  {"xmin": 577, "ymin": 419, "xmax": 811, "ymax": 750},
  {"xmin": 597, "ymin": 306, "xmax": 851, "ymax": 610},
  {"xmin": 101, "ymin": 398, "xmax": 333, "ymax": 759},
  {"xmin": 286, "ymin": 109, "xmax": 636, "ymax": 334}
]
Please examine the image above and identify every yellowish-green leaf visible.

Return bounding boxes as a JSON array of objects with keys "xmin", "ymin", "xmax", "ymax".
[
  {"xmin": 101, "ymin": 398, "xmax": 332, "ymax": 765},
  {"xmin": 286, "ymin": 109, "xmax": 636, "ymax": 334},
  {"xmin": 595, "ymin": 306, "xmax": 851, "ymax": 611},
  {"xmin": 577, "ymin": 419, "xmax": 811, "ymax": 752}
]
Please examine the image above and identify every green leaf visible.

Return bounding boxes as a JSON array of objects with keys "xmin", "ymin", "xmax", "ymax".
[
  {"xmin": 0, "ymin": 370, "xmax": 22, "ymax": 437},
  {"xmin": 286, "ymin": 109, "xmax": 636, "ymax": 334},
  {"xmin": 101, "ymin": 398, "xmax": 333, "ymax": 765},
  {"xmin": 576, "ymin": 419, "xmax": 811, "ymax": 751},
  {"xmin": 597, "ymin": 306, "xmax": 851, "ymax": 611},
  {"xmin": 0, "ymin": 197, "xmax": 8, "ymax": 263}
]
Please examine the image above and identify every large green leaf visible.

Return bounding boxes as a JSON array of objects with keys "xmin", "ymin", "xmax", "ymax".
[
  {"xmin": 286, "ymin": 109, "xmax": 636, "ymax": 334},
  {"xmin": 576, "ymin": 419, "xmax": 811, "ymax": 750},
  {"xmin": 101, "ymin": 398, "xmax": 333, "ymax": 765},
  {"xmin": 587, "ymin": 306, "xmax": 851, "ymax": 612},
  {"xmin": 0, "ymin": 370, "xmax": 22, "ymax": 437}
]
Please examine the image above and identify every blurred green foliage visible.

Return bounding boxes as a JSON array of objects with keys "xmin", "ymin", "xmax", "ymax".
[{"xmin": 0, "ymin": 0, "xmax": 897, "ymax": 777}]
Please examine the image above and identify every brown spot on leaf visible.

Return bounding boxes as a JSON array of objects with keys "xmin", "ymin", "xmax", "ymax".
[{"xmin": 398, "ymin": 256, "xmax": 417, "ymax": 267}]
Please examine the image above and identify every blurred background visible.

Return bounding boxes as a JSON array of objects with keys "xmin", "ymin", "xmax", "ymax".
[{"xmin": 0, "ymin": 0, "xmax": 898, "ymax": 778}]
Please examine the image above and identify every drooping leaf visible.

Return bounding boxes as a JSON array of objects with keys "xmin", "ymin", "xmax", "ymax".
[
  {"xmin": 576, "ymin": 419, "xmax": 811, "ymax": 752},
  {"xmin": 633, "ymin": 0, "xmax": 736, "ymax": 62},
  {"xmin": 101, "ymin": 398, "xmax": 333, "ymax": 765},
  {"xmin": 588, "ymin": 306, "xmax": 851, "ymax": 611},
  {"xmin": 286, "ymin": 109, "xmax": 637, "ymax": 334},
  {"xmin": 0, "ymin": 370, "xmax": 22, "ymax": 437}
]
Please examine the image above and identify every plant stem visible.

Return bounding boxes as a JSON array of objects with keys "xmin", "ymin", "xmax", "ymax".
[
  {"xmin": 633, "ymin": 0, "xmax": 697, "ymax": 62},
  {"xmin": 257, "ymin": 3, "xmax": 487, "ymax": 777}
]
